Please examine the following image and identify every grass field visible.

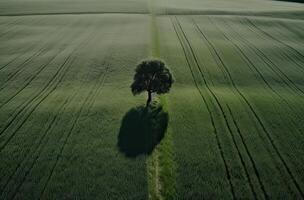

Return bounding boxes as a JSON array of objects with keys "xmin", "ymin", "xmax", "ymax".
[{"xmin": 0, "ymin": 0, "xmax": 304, "ymax": 199}]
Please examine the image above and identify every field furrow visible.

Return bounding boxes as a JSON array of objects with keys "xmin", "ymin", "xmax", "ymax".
[
  {"xmin": 194, "ymin": 18, "xmax": 304, "ymax": 197},
  {"xmin": 0, "ymin": 0, "xmax": 303, "ymax": 198},
  {"xmin": 0, "ymin": 26, "xmax": 94, "ymax": 152},
  {"xmin": 0, "ymin": 19, "xmax": 83, "ymax": 110},
  {"xmin": 173, "ymin": 16, "xmax": 267, "ymax": 199},
  {"xmin": 213, "ymin": 17, "xmax": 304, "ymax": 136},
  {"xmin": 171, "ymin": 16, "xmax": 237, "ymax": 199},
  {"xmin": 246, "ymin": 18, "xmax": 304, "ymax": 60}
]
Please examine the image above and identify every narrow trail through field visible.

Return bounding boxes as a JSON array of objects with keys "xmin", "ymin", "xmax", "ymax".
[
  {"xmin": 147, "ymin": 1, "xmax": 163, "ymax": 198},
  {"xmin": 147, "ymin": 0, "xmax": 176, "ymax": 199},
  {"xmin": 0, "ymin": 0, "xmax": 303, "ymax": 199}
]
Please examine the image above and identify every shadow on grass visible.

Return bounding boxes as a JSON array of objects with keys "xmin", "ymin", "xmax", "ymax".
[{"xmin": 117, "ymin": 103, "xmax": 169, "ymax": 157}]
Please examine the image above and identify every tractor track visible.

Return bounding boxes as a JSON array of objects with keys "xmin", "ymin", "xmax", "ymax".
[
  {"xmin": 245, "ymin": 18, "xmax": 304, "ymax": 61},
  {"xmin": 0, "ymin": 22, "xmax": 88, "ymax": 197},
  {"xmin": 177, "ymin": 17, "xmax": 267, "ymax": 199},
  {"xmin": 0, "ymin": 18, "xmax": 21, "ymax": 38},
  {"xmin": 0, "ymin": 18, "xmax": 45, "ymax": 71},
  {"xmin": 228, "ymin": 18, "xmax": 304, "ymax": 104},
  {"xmin": 0, "ymin": 25, "xmax": 63, "ymax": 92},
  {"xmin": 1, "ymin": 21, "xmax": 111, "ymax": 199},
  {"xmin": 37, "ymin": 27, "xmax": 109, "ymax": 199},
  {"xmin": 246, "ymin": 20, "xmax": 304, "ymax": 73},
  {"xmin": 239, "ymin": 19, "xmax": 304, "ymax": 96},
  {"xmin": 7, "ymin": 91, "xmax": 77, "ymax": 200},
  {"xmin": 231, "ymin": 18, "xmax": 303, "ymax": 97},
  {"xmin": 0, "ymin": 24, "xmax": 93, "ymax": 152},
  {"xmin": 0, "ymin": 94, "xmax": 75, "ymax": 199},
  {"xmin": 213, "ymin": 17, "xmax": 304, "ymax": 136},
  {"xmin": 0, "ymin": 25, "xmax": 95, "ymax": 197},
  {"xmin": 226, "ymin": 104, "xmax": 269, "ymax": 199},
  {"xmin": 0, "ymin": 19, "xmax": 81, "ymax": 110},
  {"xmin": 194, "ymin": 18, "xmax": 304, "ymax": 198},
  {"xmin": 172, "ymin": 16, "xmax": 237, "ymax": 199}
]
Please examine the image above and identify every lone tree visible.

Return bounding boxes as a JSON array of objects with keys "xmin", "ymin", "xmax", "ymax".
[{"xmin": 131, "ymin": 59, "xmax": 174, "ymax": 107}]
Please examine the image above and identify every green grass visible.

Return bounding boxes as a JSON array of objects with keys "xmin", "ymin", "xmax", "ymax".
[
  {"xmin": 159, "ymin": 13, "xmax": 304, "ymax": 199},
  {"xmin": 0, "ymin": 0, "xmax": 304, "ymax": 199}
]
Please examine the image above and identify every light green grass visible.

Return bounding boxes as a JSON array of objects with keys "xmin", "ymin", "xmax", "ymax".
[{"xmin": 0, "ymin": 0, "xmax": 304, "ymax": 199}]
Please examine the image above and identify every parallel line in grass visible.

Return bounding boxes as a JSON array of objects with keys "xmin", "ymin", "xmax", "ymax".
[
  {"xmin": 194, "ymin": 18, "xmax": 304, "ymax": 198},
  {"xmin": 239, "ymin": 19, "xmax": 304, "ymax": 96},
  {"xmin": 0, "ymin": 46, "xmax": 62, "ymax": 110},
  {"xmin": 85, "ymin": 63, "xmax": 108, "ymax": 114},
  {"xmin": 9, "ymin": 95, "xmax": 75, "ymax": 200},
  {"xmin": 220, "ymin": 18, "xmax": 295, "ymax": 106},
  {"xmin": 235, "ymin": 17, "xmax": 304, "ymax": 109},
  {"xmin": 198, "ymin": 17, "xmax": 274, "ymax": 198},
  {"xmin": 171, "ymin": 16, "xmax": 237, "ymax": 200},
  {"xmin": 0, "ymin": 51, "xmax": 70, "ymax": 138},
  {"xmin": 0, "ymin": 19, "xmax": 89, "ymax": 136},
  {"xmin": 0, "ymin": 18, "xmax": 46, "ymax": 71},
  {"xmin": 226, "ymin": 104, "xmax": 269, "ymax": 199},
  {"xmin": 0, "ymin": 21, "xmax": 58, "ymax": 88},
  {"xmin": 0, "ymin": 49, "xmax": 74, "ymax": 152},
  {"xmin": 227, "ymin": 18, "xmax": 302, "ymax": 97},
  {"xmin": 0, "ymin": 25, "xmax": 93, "ymax": 152},
  {"xmin": 0, "ymin": 44, "xmax": 76, "ymax": 195},
  {"xmin": 180, "ymin": 17, "xmax": 258, "ymax": 199},
  {"xmin": 38, "ymin": 58, "xmax": 103, "ymax": 199},
  {"xmin": 192, "ymin": 19, "xmax": 276, "ymax": 199},
  {"xmin": 273, "ymin": 21, "xmax": 304, "ymax": 71},
  {"xmin": 201, "ymin": 16, "xmax": 301, "ymax": 188},
  {"xmin": 0, "ymin": 27, "xmax": 95, "ymax": 197},
  {"xmin": 0, "ymin": 18, "xmax": 19, "ymax": 28},
  {"xmin": 227, "ymin": 18, "xmax": 303, "ymax": 96},
  {"xmin": 243, "ymin": 25, "xmax": 304, "ymax": 97},
  {"xmin": 0, "ymin": 93, "xmax": 76, "ymax": 199},
  {"xmin": 246, "ymin": 19, "xmax": 304, "ymax": 73},
  {"xmin": 220, "ymin": 18, "xmax": 304, "ymax": 135},
  {"xmin": 244, "ymin": 18, "xmax": 304, "ymax": 81},
  {"xmin": 276, "ymin": 21, "xmax": 304, "ymax": 42},
  {"xmin": 0, "ymin": 22, "xmax": 63, "ymax": 92},
  {"xmin": 0, "ymin": 47, "xmax": 45, "ymax": 90},
  {"xmin": 4, "ymin": 25, "xmax": 107, "ymax": 199},
  {"xmin": 245, "ymin": 18, "xmax": 304, "ymax": 61},
  {"xmin": 212, "ymin": 16, "xmax": 304, "ymax": 192},
  {"xmin": 0, "ymin": 52, "xmax": 27, "ymax": 71},
  {"xmin": 38, "ymin": 48, "xmax": 107, "ymax": 200},
  {"xmin": 0, "ymin": 23, "xmax": 90, "ymax": 196},
  {"xmin": 0, "ymin": 18, "xmax": 21, "ymax": 38},
  {"xmin": 222, "ymin": 18, "xmax": 302, "ymax": 134},
  {"xmin": 0, "ymin": 19, "xmax": 81, "ymax": 110}
]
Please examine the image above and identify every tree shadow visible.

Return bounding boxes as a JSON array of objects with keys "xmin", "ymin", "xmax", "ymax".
[{"xmin": 117, "ymin": 103, "xmax": 169, "ymax": 157}]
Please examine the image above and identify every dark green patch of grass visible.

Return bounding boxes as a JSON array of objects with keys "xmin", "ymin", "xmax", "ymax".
[{"xmin": 117, "ymin": 103, "xmax": 169, "ymax": 157}]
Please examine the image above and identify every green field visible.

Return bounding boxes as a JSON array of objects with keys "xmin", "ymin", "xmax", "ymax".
[{"xmin": 0, "ymin": 0, "xmax": 304, "ymax": 199}]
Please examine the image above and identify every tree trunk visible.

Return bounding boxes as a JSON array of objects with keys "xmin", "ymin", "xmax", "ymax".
[{"xmin": 146, "ymin": 91, "xmax": 152, "ymax": 107}]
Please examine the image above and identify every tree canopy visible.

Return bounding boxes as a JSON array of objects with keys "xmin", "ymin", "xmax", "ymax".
[{"xmin": 131, "ymin": 59, "xmax": 173, "ymax": 106}]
